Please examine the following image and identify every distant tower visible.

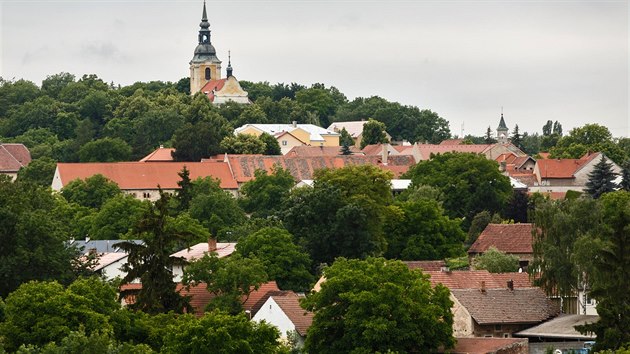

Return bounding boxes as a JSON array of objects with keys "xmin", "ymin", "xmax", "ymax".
[
  {"xmin": 189, "ymin": 1, "xmax": 222, "ymax": 94},
  {"xmin": 497, "ymin": 112, "xmax": 509, "ymax": 144}
]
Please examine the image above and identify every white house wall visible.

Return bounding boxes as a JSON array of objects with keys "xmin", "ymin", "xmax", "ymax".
[{"xmin": 252, "ymin": 297, "xmax": 298, "ymax": 339}]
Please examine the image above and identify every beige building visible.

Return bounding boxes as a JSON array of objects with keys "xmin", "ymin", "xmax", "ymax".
[
  {"xmin": 234, "ymin": 123, "xmax": 340, "ymax": 154},
  {"xmin": 327, "ymin": 120, "xmax": 392, "ymax": 148}
]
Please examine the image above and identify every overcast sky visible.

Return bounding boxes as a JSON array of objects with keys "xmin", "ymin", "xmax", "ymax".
[{"xmin": 1, "ymin": 0, "xmax": 628, "ymax": 138}]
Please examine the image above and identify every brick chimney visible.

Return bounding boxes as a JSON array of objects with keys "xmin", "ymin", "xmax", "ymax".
[
  {"xmin": 208, "ymin": 237, "xmax": 217, "ymax": 252},
  {"xmin": 507, "ymin": 279, "xmax": 514, "ymax": 291},
  {"xmin": 481, "ymin": 281, "xmax": 486, "ymax": 293}
]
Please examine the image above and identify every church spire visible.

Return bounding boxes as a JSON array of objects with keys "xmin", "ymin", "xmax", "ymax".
[
  {"xmin": 198, "ymin": 0, "xmax": 211, "ymax": 45},
  {"xmin": 227, "ymin": 50, "xmax": 233, "ymax": 77}
]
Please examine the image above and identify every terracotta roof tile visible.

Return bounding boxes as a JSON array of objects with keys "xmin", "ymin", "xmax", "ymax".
[
  {"xmin": 171, "ymin": 242, "xmax": 236, "ymax": 262},
  {"xmin": 451, "ymin": 288, "xmax": 559, "ymax": 325},
  {"xmin": 536, "ymin": 159, "xmax": 587, "ymax": 179},
  {"xmin": 0, "ymin": 143, "xmax": 31, "ymax": 172},
  {"xmin": 442, "ymin": 337, "xmax": 528, "ymax": 354},
  {"xmin": 439, "ymin": 139, "xmax": 465, "ymax": 145},
  {"xmin": 285, "ymin": 146, "xmax": 361, "ymax": 157},
  {"xmin": 139, "ymin": 147, "xmax": 175, "ymax": 162},
  {"xmin": 468, "ymin": 224, "xmax": 534, "ymax": 255},
  {"xmin": 201, "ymin": 79, "xmax": 227, "ymax": 102},
  {"xmin": 424, "ymin": 270, "xmax": 531, "ymax": 290},
  {"xmin": 404, "ymin": 260, "xmax": 446, "ymax": 271},
  {"xmin": 270, "ymin": 292, "xmax": 314, "ymax": 336},
  {"xmin": 242, "ymin": 281, "xmax": 282, "ymax": 315},
  {"xmin": 56, "ymin": 162, "xmax": 238, "ymax": 190}
]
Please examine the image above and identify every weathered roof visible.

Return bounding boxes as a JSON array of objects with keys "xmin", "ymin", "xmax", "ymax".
[
  {"xmin": 285, "ymin": 145, "xmax": 362, "ymax": 157},
  {"xmin": 0, "ymin": 143, "xmax": 31, "ymax": 172},
  {"xmin": 270, "ymin": 292, "xmax": 314, "ymax": 336},
  {"xmin": 171, "ymin": 242, "xmax": 236, "ymax": 262},
  {"xmin": 468, "ymin": 224, "xmax": 534, "ymax": 255},
  {"xmin": 70, "ymin": 239, "xmax": 143, "ymax": 254},
  {"xmin": 93, "ymin": 252, "xmax": 128, "ymax": 271},
  {"xmin": 442, "ymin": 337, "xmax": 528, "ymax": 354},
  {"xmin": 404, "ymin": 260, "xmax": 447, "ymax": 271},
  {"xmin": 536, "ymin": 159, "xmax": 587, "ymax": 179},
  {"xmin": 424, "ymin": 270, "xmax": 531, "ymax": 290},
  {"xmin": 139, "ymin": 147, "xmax": 175, "ymax": 162},
  {"xmin": 416, "ymin": 144, "xmax": 493, "ymax": 160},
  {"xmin": 327, "ymin": 121, "xmax": 368, "ymax": 138},
  {"xmin": 54, "ymin": 162, "xmax": 238, "ymax": 190},
  {"xmin": 439, "ymin": 139, "xmax": 465, "ymax": 146},
  {"xmin": 515, "ymin": 314, "xmax": 598, "ymax": 340},
  {"xmin": 221, "ymin": 154, "xmax": 414, "ymax": 183},
  {"xmin": 200, "ymin": 79, "xmax": 227, "ymax": 102},
  {"xmin": 451, "ymin": 288, "xmax": 559, "ymax": 325},
  {"xmin": 242, "ymin": 281, "xmax": 282, "ymax": 316}
]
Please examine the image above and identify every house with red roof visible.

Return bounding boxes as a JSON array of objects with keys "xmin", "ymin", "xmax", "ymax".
[
  {"xmin": 52, "ymin": 161, "xmax": 239, "ymax": 200},
  {"xmin": 0, "ymin": 143, "xmax": 31, "ymax": 181},
  {"xmin": 327, "ymin": 120, "xmax": 392, "ymax": 148},
  {"xmin": 529, "ymin": 152, "xmax": 620, "ymax": 195},
  {"xmin": 171, "ymin": 238, "xmax": 237, "ymax": 282},
  {"xmin": 468, "ymin": 223, "xmax": 535, "ymax": 270},
  {"xmin": 252, "ymin": 291, "xmax": 314, "ymax": 347},
  {"xmin": 139, "ymin": 147, "xmax": 175, "ymax": 162}
]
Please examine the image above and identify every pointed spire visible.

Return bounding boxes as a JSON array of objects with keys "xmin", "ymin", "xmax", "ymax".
[
  {"xmin": 202, "ymin": 0, "xmax": 208, "ymax": 21},
  {"xmin": 227, "ymin": 50, "xmax": 233, "ymax": 77},
  {"xmin": 497, "ymin": 112, "xmax": 508, "ymax": 130}
]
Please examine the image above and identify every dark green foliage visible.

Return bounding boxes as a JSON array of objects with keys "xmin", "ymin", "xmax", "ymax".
[
  {"xmin": 550, "ymin": 124, "xmax": 626, "ymax": 164},
  {"xmin": 171, "ymin": 121, "xmax": 226, "ymax": 161},
  {"xmin": 175, "ymin": 166, "xmax": 193, "ymax": 212},
  {"xmin": 484, "ymin": 126, "xmax": 496, "ymax": 144},
  {"xmin": 384, "ymin": 199, "xmax": 465, "ymax": 260},
  {"xmin": 466, "ymin": 211, "xmax": 502, "ymax": 245},
  {"xmin": 0, "ymin": 178, "xmax": 77, "ymax": 297},
  {"xmin": 404, "ymin": 152, "xmax": 512, "ymax": 230},
  {"xmin": 16, "ymin": 156, "xmax": 57, "ymax": 187},
  {"xmin": 239, "ymin": 167, "xmax": 295, "ymax": 218},
  {"xmin": 0, "ymin": 278, "xmax": 119, "ymax": 351},
  {"xmin": 585, "ymin": 157, "xmax": 619, "ymax": 199},
  {"xmin": 576, "ymin": 192, "xmax": 630, "ymax": 351},
  {"xmin": 338, "ymin": 127, "xmax": 354, "ymax": 147},
  {"xmin": 259, "ymin": 132, "xmax": 281, "ymax": 155},
  {"xmin": 60, "ymin": 174, "xmax": 122, "ymax": 209},
  {"xmin": 220, "ymin": 133, "xmax": 266, "ymax": 154},
  {"xmin": 187, "ymin": 177, "xmax": 246, "ymax": 238},
  {"xmin": 474, "ymin": 247, "xmax": 519, "ymax": 273},
  {"xmin": 359, "ymin": 118, "xmax": 388, "ymax": 149},
  {"xmin": 78, "ymin": 137, "xmax": 132, "ymax": 162},
  {"xmin": 117, "ymin": 192, "xmax": 202, "ymax": 314},
  {"xmin": 620, "ymin": 160, "xmax": 630, "ymax": 191},
  {"xmin": 162, "ymin": 310, "xmax": 282, "ymax": 353},
  {"xmin": 504, "ymin": 190, "xmax": 529, "ymax": 223},
  {"xmin": 302, "ymin": 257, "xmax": 454, "ymax": 353},
  {"xmin": 90, "ymin": 194, "xmax": 148, "ymax": 240},
  {"xmin": 236, "ymin": 227, "xmax": 314, "ymax": 292},
  {"xmin": 182, "ymin": 254, "xmax": 268, "ymax": 314},
  {"xmin": 511, "ymin": 124, "xmax": 522, "ymax": 149}
]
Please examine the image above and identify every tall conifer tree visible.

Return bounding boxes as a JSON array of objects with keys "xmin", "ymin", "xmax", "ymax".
[{"xmin": 585, "ymin": 157, "xmax": 618, "ymax": 199}]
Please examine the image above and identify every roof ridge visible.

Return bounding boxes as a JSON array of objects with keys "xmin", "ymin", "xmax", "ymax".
[{"xmin": 0, "ymin": 145, "xmax": 25, "ymax": 168}]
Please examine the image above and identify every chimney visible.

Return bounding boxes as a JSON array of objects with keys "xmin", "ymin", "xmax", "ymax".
[
  {"xmin": 481, "ymin": 281, "xmax": 486, "ymax": 293},
  {"xmin": 507, "ymin": 279, "xmax": 514, "ymax": 291},
  {"xmin": 208, "ymin": 237, "xmax": 217, "ymax": 252},
  {"xmin": 381, "ymin": 144, "xmax": 388, "ymax": 166},
  {"xmin": 292, "ymin": 121, "xmax": 297, "ymax": 128},
  {"xmin": 500, "ymin": 161, "xmax": 507, "ymax": 172}
]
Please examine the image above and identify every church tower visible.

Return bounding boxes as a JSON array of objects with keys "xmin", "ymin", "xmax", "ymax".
[
  {"xmin": 497, "ymin": 113, "xmax": 509, "ymax": 144},
  {"xmin": 189, "ymin": 1, "xmax": 222, "ymax": 94}
]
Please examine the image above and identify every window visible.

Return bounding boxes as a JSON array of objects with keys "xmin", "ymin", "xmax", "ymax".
[
  {"xmin": 494, "ymin": 325, "xmax": 502, "ymax": 331},
  {"xmin": 282, "ymin": 140, "xmax": 287, "ymax": 146},
  {"xmin": 205, "ymin": 68, "xmax": 211, "ymax": 80},
  {"xmin": 503, "ymin": 333, "xmax": 510, "ymax": 338}
]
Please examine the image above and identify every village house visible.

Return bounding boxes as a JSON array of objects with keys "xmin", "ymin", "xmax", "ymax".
[
  {"xmin": 515, "ymin": 314, "xmax": 598, "ymax": 354},
  {"xmin": 252, "ymin": 291, "xmax": 314, "ymax": 347},
  {"xmin": 70, "ymin": 239, "xmax": 143, "ymax": 281},
  {"xmin": 326, "ymin": 120, "xmax": 392, "ymax": 148},
  {"xmin": 170, "ymin": 237, "xmax": 236, "ymax": 282},
  {"xmin": 0, "ymin": 143, "xmax": 31, "ymax": 181},
  {"xmin": 468, "ymin": 223, "xmax": 535, "ymax": 271},
  {"xmin": 234, "ymin": 123, "xmax": 340, "ymax": 154}
]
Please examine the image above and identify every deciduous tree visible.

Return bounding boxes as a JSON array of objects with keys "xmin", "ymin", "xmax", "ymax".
[
  {"xmin": 61, "ymin": 174, "xmax": 122, "ymax": 209},
  {"xmin": 239, "ymin": 167, "xmax": 295, "ymax": 218},
  {"xmin": 473, "ymin": 247, "xmax": 519, "ymax": 273},
  {"xmin": 360, "ymin": 118, "xmax": 388, "ymax": 149}
]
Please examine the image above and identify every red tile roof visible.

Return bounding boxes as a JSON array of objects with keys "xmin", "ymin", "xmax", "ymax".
[
  {"xmin": 55, "ymin": 162, "xmax": 238, "ymax": 190},
  {"xmin": 270, "ymin": 292, "xmax": 314, "ymax": 336},
  {"xmin": 220, "ymin": 154, "xmax": 414, "ymax": 182},
  {"xmin": 424, "ymin": 270, "xmax": 532, "ymax": 290},
  {"xmin": 200, "ymin": 79, "xmax": 227, "ymax": 102},
  {"xmin": 285, "ymin": 146, "xmax": 361, "ymax": 157},
  {"xmin": 416, "ymin": 144, "xmax": 492, "ymax": 160},
  {"xmin": 451, "ymin": 288, "xmax": 559, "ymax": 325},
  {"xmin": 139, "ymin": 147, "xmax": 175, "ymax": 162},
  {"xmin": 242, "ymin": 281, "xmax": 282, "ymax": 315},
  {"xmin": 443, "ymin": 337, "xmax": 528, "ymax": 354},
  {"xmin": 536, "ymin": 159, "xmax": 586, "ymax": 179},
  {"xmin": 0, "ymin": 143, "xmax": 31, "ymax": 172},
  {"xmin": 468, "ymin": 224, "xmax": 534, "ymax": 255},
  {"xmin": 439, "ymin": 139, "xmax": 464, "ymax": 145}
]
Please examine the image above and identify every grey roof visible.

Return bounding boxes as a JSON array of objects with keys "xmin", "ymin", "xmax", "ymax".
[
  {"xmin": 69, "ymin": 240, "xmax": 143, "ymax": 254},
  {"xmin": 515, "ymin": 314, "xmax": 598, "ymax": 340},
  {"xmin": 497, "ymin": 114, "xmax": 508, "ymax": 130}
]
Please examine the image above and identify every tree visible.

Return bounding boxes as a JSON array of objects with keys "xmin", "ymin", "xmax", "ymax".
[
  {"xmin": 576, "ymin": 192, "xmax": 630, "ymax": 351},
  {"xmin": 238, "ymin": 166, "xmax": 295, "ymax": 218},
  {"xmin": 162, "ymin": 310, "xmax": 282, "ymax": 354},
  {"xmin": 0, "ymin": 278, "xmax": 119, "ymax": 351},
  {"xmin": 78, "ymin": 137, "xmax": 132, "ymax": 162},
  {"xmin": 220, "ymin": 134, "xmax": 266, "ymax": 154},
  {"xmin": 0, "ymin": 177, "xmax": 77, "ymax": 297},
  {"xmin": 236, "ymin": 227, "xmax": 314, "ymax": 292},
  {"xmin": 187, "ymin": 177, "xmax": 246, "ymax": 238},
  {"xmin": 175, "ymin": 166, "xmax": 193, "ymax": 212},
  {"xmin": 384, "ymin": 199, "xmax": 465, "ymax": 260},
  {"xmin": 90, "ymin": 194, "xmax": 149, "ymax": 240},
  {"xmin": 473, "ymin": 247, "xmax": 519, "ymax": 273},
  {"xmin": 61, "ymin": 174, "xmax": 122, "ymax": 209},
  {"xmin": 16, "ymin": 156, "xmax": 57, "ymax": 187},
  {"xmin": 404, "ymin": 152, "xmax": 513, "ymax": 229},
  {"xmin": 340, "ymin": 141, "xmax": 352, "ymax": 155},
  {"xmin": 259, "ymin": 132, "xmax": 281, "ymax": 155},
  {"xmin": 118, "ymin": 192, "xmax": 205, "ymax": 314},
  {"xmin": 182, "ymin": 254, "xmax": 268, "ymax": 314},
  {"xmin": 511, "ymin": 124, "xmax": 522, "ymax": 149},
  {"xmin": 41, "ymin": 72, "xmax": 76, "ymax": 99},
  {"xmin": 620, "ymin": 160, "xmax": 630, "ymax": 191},
  {"xmin": 302, "ymin": 257, "xmax": 454, "ymax": 353},
  {"xmin": 466, "ymin": 211, "xmax": 502, "ymax": 245},
  {"xmin": 171, "ymin": 120, "xmax": 227, "ymax": 161},
  {"xmin": 338, "ymin": 127, "xmax": 354, "ymax": 147},
  {"xmin": 550, "ymin": 124, "xmax": 626, "ymax": 163},
  {"xmin": 585, "ymin": 156, "xmax": 619, "ymax": 199},
  {"xmin": 360, "ymin": 118, "xmax": 388, "ymax": 149},
  {"xmin": 314, "ymin": 164, "xmax": 393, "ymax": 206},
  {"xmin": 484, "ymin": 126, "xmax": 496, "ymax": 144},
  {"xmin": 542, "ymin": 120, "xmax": 553, "ymax": 136},
  {"xmin": 503, "ymin": 190, "xmax": 529, "ymax": 223}
]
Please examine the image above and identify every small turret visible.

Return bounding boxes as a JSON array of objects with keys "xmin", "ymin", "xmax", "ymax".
[
  {"xmin": 496, "ymin": 112, "xmax": 509, "ymax": 144},
  {"xmin": 227, "ymin": 50, "xmax": 233, "ymax": 77}
]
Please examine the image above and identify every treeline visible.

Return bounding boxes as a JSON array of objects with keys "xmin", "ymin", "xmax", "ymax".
[{"xmin": 0, "ymin": 74, "xmax": 450, "ymax": 170}]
